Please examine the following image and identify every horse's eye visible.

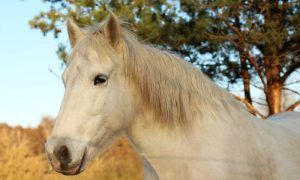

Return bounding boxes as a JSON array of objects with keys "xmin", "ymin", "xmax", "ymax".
[{"xmin": 94, "ymin": 74, "xmax": 108, "ymax": 86}]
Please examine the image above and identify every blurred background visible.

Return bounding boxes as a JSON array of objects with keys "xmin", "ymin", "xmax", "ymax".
[{"xmin": 0, "ymin": 0, "xmax": 299, "ymax": 179}]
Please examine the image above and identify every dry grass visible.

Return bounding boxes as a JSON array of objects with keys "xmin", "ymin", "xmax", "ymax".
[{"xmin": 0, "ymin": 118, "xmax": 143, "ymax": 180}]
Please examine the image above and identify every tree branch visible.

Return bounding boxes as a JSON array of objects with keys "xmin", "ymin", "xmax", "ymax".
[
  {"xmin": 282, "ymin": 60, "xmax": 300, "ymax": 83},
  {"xmin": 252, "ymin": 100, "xmax": 268, "ymax": 106},
  {"xmin": 251, "ymin": 83, "xmax": 264, "ymax": 90},
  {"xmin": 285, "ymin": 79, "xmax": 300, "ymax": 86},
  {"xmin": 224, "ymin": 20, "xmax": 267, "ymax": 91},
  {"xmin": 246, "ymin": 55, "xmax": 267, "ymax": 90},
  {"xmin": 48, "ymin": 67, "xmax": 61, "ymax": 79},
  {"xmin": 286, "ymin": 99, "xmax": 300, "ymax": 111},
  {"xmin": 283, "ymin": 87, "xmax": 300, "ymax": 96},
  {"xmin": 205, "ymin": 33, "xmax": 237, "ymax": 42},
  {"xmin": 233, "ymin": 95, "xmax": 267, "ymax": 119}
]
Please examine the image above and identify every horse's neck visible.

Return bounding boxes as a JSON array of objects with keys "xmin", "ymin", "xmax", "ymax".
[
  {"xmin": 126, "ymin": 104, "xmax": 259, "ymax": 179},
  {"xmin": 125, "ymin": 82, "xmax": 300, "ymax": 179}
]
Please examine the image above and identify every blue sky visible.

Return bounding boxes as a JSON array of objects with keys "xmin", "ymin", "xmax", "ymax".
[{"xmin": 0, "ymin": 1, "xmax": 67, "ymax": 127}]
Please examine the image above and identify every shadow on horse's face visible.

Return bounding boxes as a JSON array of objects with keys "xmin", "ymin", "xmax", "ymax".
[{"xmin": 45, "ymin": 14, "xmax": 136, "ymax": 175}]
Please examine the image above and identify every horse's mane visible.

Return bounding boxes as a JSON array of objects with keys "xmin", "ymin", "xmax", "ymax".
[{"xmin": 80, "ymin": 22, "xmax": 244, "ymax": 128}]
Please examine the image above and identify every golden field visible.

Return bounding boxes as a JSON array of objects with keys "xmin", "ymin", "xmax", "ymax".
[{"xmin": 0, "ymin": 118, "xmax": 143, "ymax": 180}]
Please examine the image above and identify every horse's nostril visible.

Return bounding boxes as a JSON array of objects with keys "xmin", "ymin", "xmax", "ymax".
[
  {"xmin": 59, "ymin": 145, "xmax": 69, "ymax": 160},
  {"xmin": 55, "ymin": 145, "xmax": 72, "ymax": 168}
]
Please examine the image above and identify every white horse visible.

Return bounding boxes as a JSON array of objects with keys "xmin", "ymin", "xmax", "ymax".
[
  {"xmin": 45, "ymin": 13, "xmax": 300, "ymax": 179},
  {"xmin": 267, "ymin": 112, "xmax": 300, "ymax": 134}
]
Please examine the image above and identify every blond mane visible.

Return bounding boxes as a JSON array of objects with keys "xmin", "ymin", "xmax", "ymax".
[{"xmin": 79, "ymin": 23, "xmax": 242, "ymax": 128}]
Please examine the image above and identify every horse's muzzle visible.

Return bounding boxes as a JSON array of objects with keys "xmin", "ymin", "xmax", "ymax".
[{"xmin": 45, "ymin": 137, "xmax": 87, "ymax": 175}]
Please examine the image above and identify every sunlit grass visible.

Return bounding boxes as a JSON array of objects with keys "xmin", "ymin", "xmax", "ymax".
[{"xmin": 0, "ymin": 119, "xmax": 143, "ymax": 180}]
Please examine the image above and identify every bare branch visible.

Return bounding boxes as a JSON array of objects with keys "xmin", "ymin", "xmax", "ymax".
[
  {"xmin": 283, "ymin": 87, "xmax": 300, "ymax": 96},
  {"xmin": 252, "ymin": 100, "xmax": 268, "ymax": 106},
  {"xmin": 286, "ymin": 99, "xmax": 300, "ymax": 111},
  {"xmin": 233, "ymin": 95, "xmax": 267, "ymax": 119},
  {"xmin": 49, "ymin": 67, "xmax": 61, "ymax": 79},
  {"xmin": 285, "ymin": 79, "xmax": 300, "ymax": 86},
  {"xmin": 282, "ymin": 60, "xmax": 300, "ymax": 83},
  {"xmin": 251, "ymin": 83, "xmax": 264, "ymax": 90}
]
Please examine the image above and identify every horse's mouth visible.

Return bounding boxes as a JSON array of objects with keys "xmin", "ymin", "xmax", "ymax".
[{"xmin": 57, "ymin": 149, "xmax": 87, "ymax": 176}]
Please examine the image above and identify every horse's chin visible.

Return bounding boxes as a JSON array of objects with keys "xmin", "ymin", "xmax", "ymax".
[{"xmin": 87, "ymin": 129, "xmax": 120, "ymax": 159}]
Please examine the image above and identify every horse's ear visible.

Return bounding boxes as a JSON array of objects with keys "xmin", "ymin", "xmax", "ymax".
[
  {"xmin": 103, "ymin": 12, "xmax": 121, "ymax": 48},
  {"xmin": 67, "ymin": 19, "xmax": 85, "ymax": 48}
]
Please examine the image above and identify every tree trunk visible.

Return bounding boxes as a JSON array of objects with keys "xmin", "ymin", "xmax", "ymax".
[
  {"xmin": 234, "ymin": 14, "xmax": 253, "ymax": 106},
  {"xmin": 265, "ymin": 57, "xmax": 283, "ymax": 115},
  {"xmin": 266, "ymin": 82, "xmax": 282, "ymax": 115},
  {"xmin": 240, "ymin": 52, "xmax": 252, "ymax": 104}
]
